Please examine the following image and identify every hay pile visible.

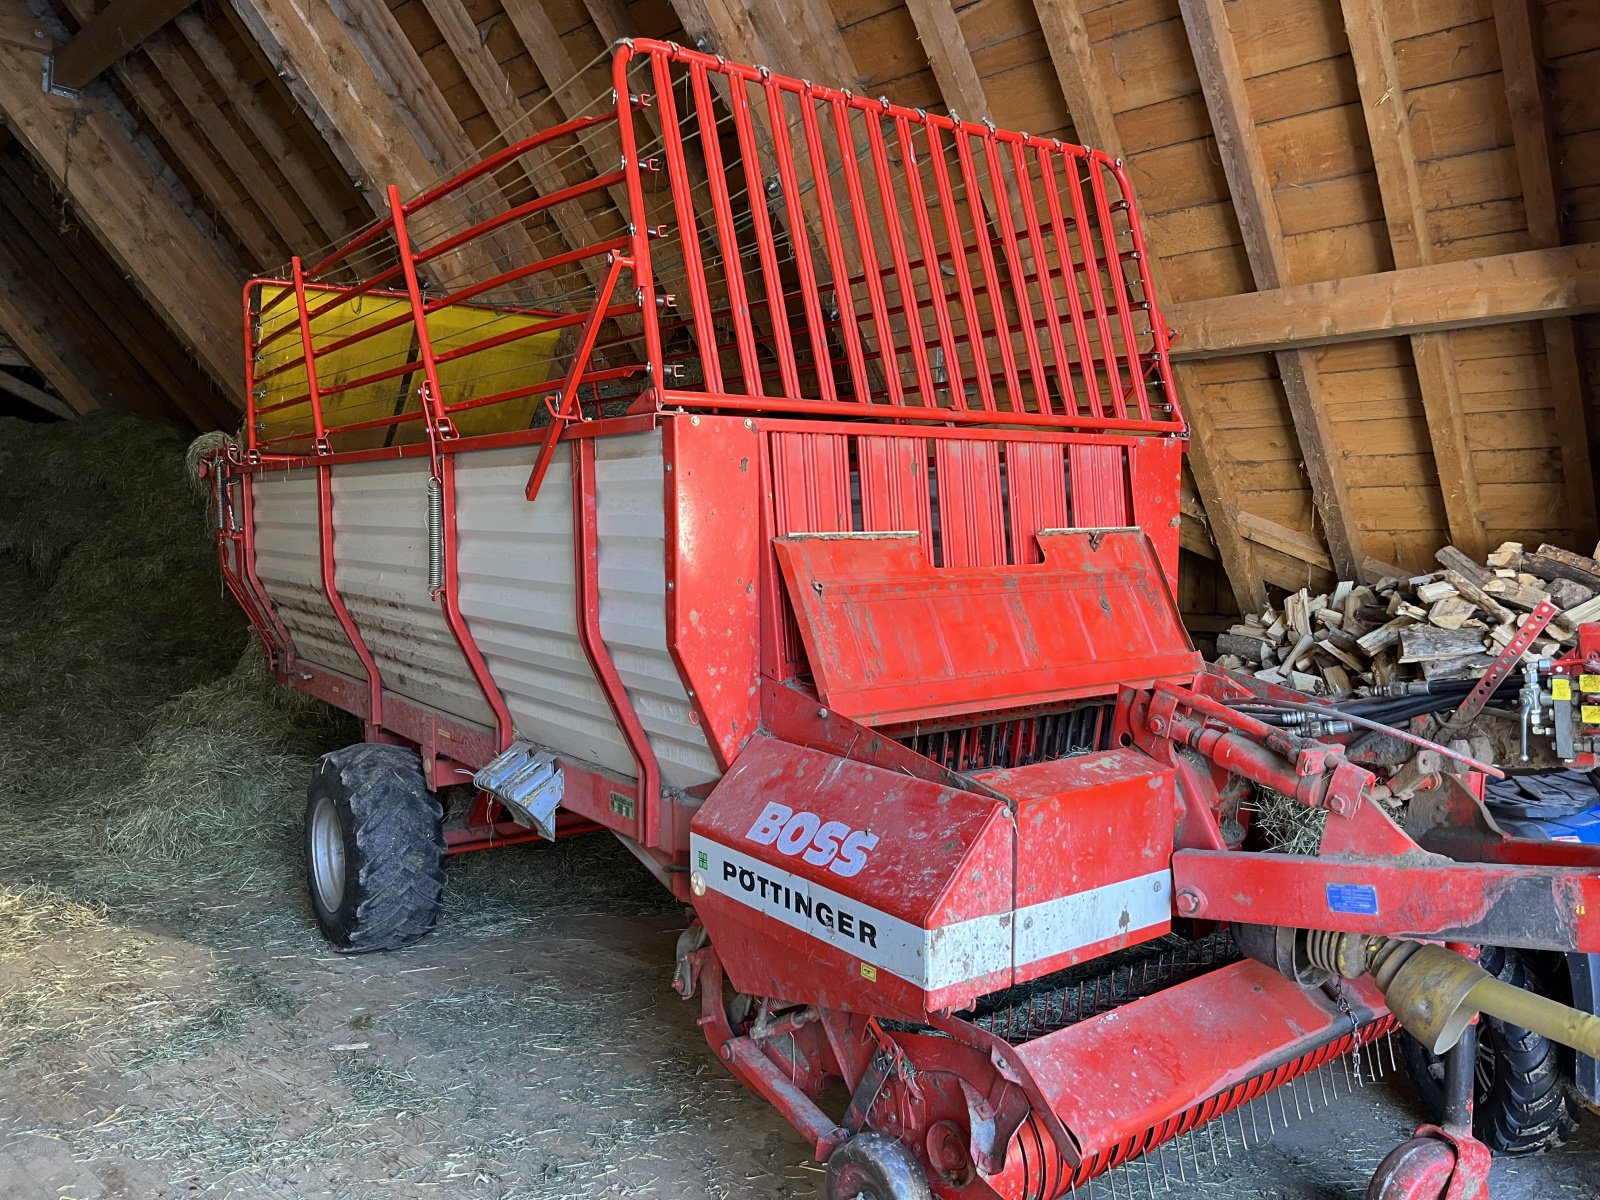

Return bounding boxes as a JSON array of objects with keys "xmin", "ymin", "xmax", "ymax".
[{"xmin": 0, "ymin": 412, "xmax": 354, "ymax": 897}]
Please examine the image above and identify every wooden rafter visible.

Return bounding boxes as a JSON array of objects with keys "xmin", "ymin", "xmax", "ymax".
[
  {"xmin": 172, "ymin": 10, "xmax": 353, "ymax": 245},
  {"xmin": 413, "ymin": 0, "xmax": 612, "ymax": 293},
  {"xmin": 1170, "ymin": 242, "xmax": 1600, "ymax": 356},
  {"xmin": 0, "ymin": 154, "xmax": 228, "ymax": 427},
  {"xmin": 1494, "ymin": 0, "xmax": 1599, "ymax": 548},
  {"xmin": 80, "ymin": 34, "xmax": 286, "ymax": 267},
  {"xmin": 49, "ymin": 0, "xmax": 191, "ymax": 90},
  {"xmin": 0, "ymin": 0, "xmax": 241, "ymax": 398},
  {"xmin": 141, "ymin": 31, "xmax": 319, "ymax": 255},
  {"xmin": 1178, "ymin": 0, "xmax": 1363, "ymax": 584},
  {"xmin": 0, "ymin": 293, "xmax": 98, "ymax": 415},
  {"xmin": 226, "ymin": 0, "xmax": 516, "ymax": 289},
  {"xmin": 1340, "ymin": 0, "xmax": 1488, "ymax": 559},
  {"xmin": 1031, "ymin": 0, "xmax": 1268, "ymax": 609},
  {"xmin": 0, "ymin": 366, "xmax": 76, "ymax": 419}
]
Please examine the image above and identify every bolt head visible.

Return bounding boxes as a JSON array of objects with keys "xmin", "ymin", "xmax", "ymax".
[{"xmin": 1175, "ymin": 888, "xmax": 1202, "ymax": 916}]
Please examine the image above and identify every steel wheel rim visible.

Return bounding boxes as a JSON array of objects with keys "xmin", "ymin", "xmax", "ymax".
[{"xmin": 309, "ymin": 793, "xmax": 347, "ymax": 913}]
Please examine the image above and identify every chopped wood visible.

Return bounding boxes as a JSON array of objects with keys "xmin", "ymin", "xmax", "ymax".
[
  {"xmin": 1398, "ymin": 626, "xmax": 1486, "ymax": 663},
  {"xmin": 1526, "ymin": 544, "xmax": 1600, "ymax": 589},
  {"xmin": 1414, "ymin": 580, "xmax": 1459, "ymax": 604},
  {"xmin": 1427, "ymin": 596, "xmax": 1477, "ymax": 629},
  {"xmin": 1205, "ymin": 537, "xmax": 1600, "ymax": 713},
  {"xmin": 1216, "ymin": 633, "xmax": 1271, "ymax": 664},
  {"xmin": 1436, "ymin": 545, "xmax": 1492, "ymax": 585}
]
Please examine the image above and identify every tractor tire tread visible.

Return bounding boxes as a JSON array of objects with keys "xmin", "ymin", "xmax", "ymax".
[{"xmin": 308, "ymin": 744, "xmax": 446, "ymax": 954}]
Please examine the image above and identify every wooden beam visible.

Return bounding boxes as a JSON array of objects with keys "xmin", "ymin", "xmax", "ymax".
[
  {"xmin": 1032, "ymin": 0, "xmax": 1119, "ymax": 151},
  {"xmin": 1495, "ymin": 0, "xmax": 1599, "ymax": 547},
  {"xmin": 141, "ymin": 31, "xmax": 319, "ymax": 255},
  {"xmin": 1178, "ymin": 0, "xmax": 1362, "ymax": 583},
  {"xmin": 0, "ymin": 155, "xmax": 227, "ymax": 427},
  {"xmin": 903, "ymin": 0, "xmax": 988, "ymax": 119},
  {"xmin": 0, "ymin": 368, "xmax": 75, "ymax": 419},
  {"xmin": 226, "ymin": 0, "xmax": 512, "ymax": 288},
  {"xmin": 414, "ymin": 0, "xmax": 612, "ymax": 292},
  {"xmin": 0, "ymin": 2, "xmax": 242, "ymax": 398},
  {"xmin": 1341, "ymin": 0, "xmax": 1487, "ymax": 558},
  {"xmin": 172, "ymin": 11, "xmax": 353, "ymax": 244},
  {"xmin": 1170, "ymin": 242, "xmax": 1600, "ymax": 357},
  {"xmin": 50, "ymin": 0, "xmax": 191, "ymax": 90}
]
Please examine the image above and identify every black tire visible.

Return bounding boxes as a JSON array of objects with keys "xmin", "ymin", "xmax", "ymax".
[
  {"xmin": 305, "ymin": 743, "xmax": 446, "ymax": 953},
  {"xmin": 827, "ymin": 1133, "xmax": 932, "ymax": 1200},
  {"xmin": 1401, "ymin": 946, "xmax": 1581, "ymax": 1156}
]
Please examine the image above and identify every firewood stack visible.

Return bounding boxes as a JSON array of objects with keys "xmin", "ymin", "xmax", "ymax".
[{"xmin": 1213, "ymin": 542, "xmax": 1600, "ymax": 696}]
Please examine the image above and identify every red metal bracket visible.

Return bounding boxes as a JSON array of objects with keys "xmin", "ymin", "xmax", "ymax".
[{"xmin": 1438, "ymin": 597, "xmax": 1559, "ymax": 740}]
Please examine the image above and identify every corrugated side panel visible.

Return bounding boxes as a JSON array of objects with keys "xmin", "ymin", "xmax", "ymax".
[
  {"xmin": 329, "ymin": 461, "xmax": 496, "ymax": 728},
  {"xmin": 453, "ymin": 436, "xmax": 718, "ymax": 789},
  {"xmin": 251, "ymin": 469, "xmax": 364, "ymax": 679},
  {"xmin": 594, "ymin": 434, "xmax": 720, "ymax": 788}
]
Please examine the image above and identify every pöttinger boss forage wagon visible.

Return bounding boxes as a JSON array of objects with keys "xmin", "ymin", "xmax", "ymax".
[{"xmin": 202, "ymin": 39, "xmax": 1600, "ymax": 1200}]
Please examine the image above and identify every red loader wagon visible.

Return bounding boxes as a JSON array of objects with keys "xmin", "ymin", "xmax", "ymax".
[{"xmin": 202, "ymin": 39, "xmax": 1600, "ymax": 1200}]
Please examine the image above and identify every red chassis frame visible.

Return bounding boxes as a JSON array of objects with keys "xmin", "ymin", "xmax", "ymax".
[{"xmin": 202, "ymin": 38, "xmax": 1600, "ymax": 1200}]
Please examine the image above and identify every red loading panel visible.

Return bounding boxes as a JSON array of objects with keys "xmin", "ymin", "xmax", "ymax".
[{"xmin": 774, "ymin": 528, "xmax": 1200, "ymax": 726}]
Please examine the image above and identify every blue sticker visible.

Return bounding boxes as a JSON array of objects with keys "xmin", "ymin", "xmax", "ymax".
[{"xmin": 1326, "ymin": 883, "xmax": 1379, "ymax": 915}]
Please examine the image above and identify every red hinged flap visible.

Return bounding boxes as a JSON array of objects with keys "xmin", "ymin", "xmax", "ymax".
[{"xmin": 773, "ymin": 529, "xmax": 1199, "ymax": 725}]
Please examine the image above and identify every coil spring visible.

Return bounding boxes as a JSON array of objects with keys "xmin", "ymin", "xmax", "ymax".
[{"xmin": 427, "ymin": 474, "xmax": 444, "ymax": 594}]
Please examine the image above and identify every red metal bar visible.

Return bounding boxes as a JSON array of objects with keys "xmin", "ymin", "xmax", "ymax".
[
  {"xmin": 864, "ymin": 108, "xmax": 938, "ymax": 407},
  {"xmin": 980, "ymin": 134, "xmax": 1053, "ymax": 413},
  {"xmin": 436, "ymin": 454, "xmax": 514, "ymax": 751},
  {"xmin": 764, "ymin": 74, "xmax": 837, "ymax": 403},
  {"xmin": 1059, "ymin": 151, "xmax": 1125, "ymax": 417},
  {"xmin": 831, "ymin": 96, "xmax": 904, "ymax": 405},
  {"xmin": 952, "ymin": 128, "xmax": 1024, "ymax": 411},
  {"xmin": 895, "ymin": 115, "xmax": 966, "ymax": 409},
  {"xmin": 288, "ymin": 257, "xmax": 329, "ymax": 446},
  {"xmin": 651, "ymin": 51, "xmax": 722, "ymax": 393},
  {"xmin": 414, "ymin": 170, "xmax": 626, "ymax": 273},
  {"xmin": 1037, "ymin": 147, "xmax": 1104, "ymax": 417},
  {"xmin": 662, "ymin": 389, "xmax": 1179, "ymax": 431},
  {"xmin": 611, "ymin": 52, "xmax": 661, "ymax": 401},
  {"xmin": 728, "ymin": 74, "xmax": 802, "ymax": 399},
  {"xmin": 927, "ymin": 123, "xmax": 995, "ymax": 412},
  {"xmin": 1011, "ymin": 141, "xmax": 1077, "ymax": 415},
  {"xmin": 386, "ymin": 185, "xmax": 450, "ymax": 467},
  {"xmin": 1086, "ymin": 157, "xmax": 1152, "ymax": 420},
  {"xmin": 570, "ymin": 435, "xmax": 663, "ymax": 846},
  {"xmin": 797, "ymin": 94, "xmax": 871, "ymax": 404},
  {"xmin": 406, "ymin": 108, "xmax": 618, "ymax": 214},
  {"xmin": 314, "ymin": 467, "xmax": 384, "ymax": 725},
  {"xmin": 689, "ymin": 61, "xmax": 763, "ymax": 395},
  {"xmin": 525, "ymin": 253, "xmax": 630, "ymax": 501},
  {"xmin": 1106, "ymin": 157, "xmax": 1179, "ymax": 416}
]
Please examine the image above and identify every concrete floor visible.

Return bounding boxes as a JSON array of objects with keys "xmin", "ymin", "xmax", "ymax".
[{"xmin": 1, "ymin": 832, "xmax": 1597, "ymax": 1200}]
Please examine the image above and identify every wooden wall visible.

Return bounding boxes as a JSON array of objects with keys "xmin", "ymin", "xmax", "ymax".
[{"xmin": 0, "ymin": 0, "xmax": 1595, "ymax": 621}]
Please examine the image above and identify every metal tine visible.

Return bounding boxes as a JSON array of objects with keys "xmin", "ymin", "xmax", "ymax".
[{"xmin": 1141, "ymin": 1148, "xmax": 1157, "ymax": 1200}]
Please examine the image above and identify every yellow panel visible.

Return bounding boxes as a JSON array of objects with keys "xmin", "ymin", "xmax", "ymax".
[{"xmin": 254, "ymin": 284, "xmax": 564, "ymax": 451}]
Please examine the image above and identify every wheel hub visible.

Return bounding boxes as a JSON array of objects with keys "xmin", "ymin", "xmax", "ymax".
[{"xmin": 309, "ymin": 792, "xmax": 347, "ymax": 912}]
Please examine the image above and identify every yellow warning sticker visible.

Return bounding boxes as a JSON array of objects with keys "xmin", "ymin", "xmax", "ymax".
[
  {"xmin": 860, "ymin": 963, "xmax": 877, "ymax": 982},
  {"xmin": 1583, "ymin": 705, "xmax": 1600, "ymax": 725},
  {"xmin": 1553, "ymin": 677, "xmax": 1573, "ymax": 702},
  {"xmin": 1582, "ymin": 675, "xmax": 1600, "ymax": 694}
]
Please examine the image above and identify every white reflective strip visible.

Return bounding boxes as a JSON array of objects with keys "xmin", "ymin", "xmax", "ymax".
[
  {"xmin": 694, "ymin": 835, "xmax": 1173, "ymax": 991},
  {"xmin": 691, "ymin": 835, "xmax": 1012, "ymax": 991},
  {"xmin": 1014, "ymin": 870, "xmax": 1172, "ymax": 968}
]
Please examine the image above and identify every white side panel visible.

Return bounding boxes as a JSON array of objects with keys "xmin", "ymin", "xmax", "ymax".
[
  {"xmin": 251, "ymin": 469, "xmax": 364, "ymax": 679},
  {"xmin": 249, "ymin": 434, "xmax": 718, "ymax": 791},
  {"xmin": 453, "ymin": 435, "xmax": 718, "ymax": 789},
  {"xmin": 594, "ymin": 435, "xmax": 720, "ymax": 787},
  {"xmin": 328, "ymin": 462, "xmax": 496, "ymax": 727}
]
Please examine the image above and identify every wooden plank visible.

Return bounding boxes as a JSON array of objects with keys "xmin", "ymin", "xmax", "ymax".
[
  {"xmin": 0, "ymin": 288, "xmax": 100, "ymax": 416},
  {"xmin": 171, "ymin": 10, "xmax": 354, "ymax": 242},
  {"xmin": 1177, "ymin": 0, "xmax": 1362, "ymax": 583},
  {"xmin": 1029, "ymin": 0, "xmax": 1265, "ymax": 607},
  {"xmin": 0, "ymin": 156, "xmax": 220, "ymax": 427},
  {"xmin": 1168, "ymin": 242, "xmax": 1600, "ymax": 356},
  {"xmin": 903, "ymin": 0, "xmax": 987, "ymax": 118},
  {"xmin": 50, "ymin": 0, "xmax": 191, "ymax": 90},
  {"xmin": 0, "ymin": 366, "xmax": 75, "ymax": 419},
  {"xmin": 1342, "ymin": 0, "xmax": 1488, "ymax": 558},
  {"xmin": 1494, "ymin": 0, "xmax": 1598, "ymax": 548},
  {"xmin": 0, "ymin": 3, "xmax": 241, "ymax": 398}
]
